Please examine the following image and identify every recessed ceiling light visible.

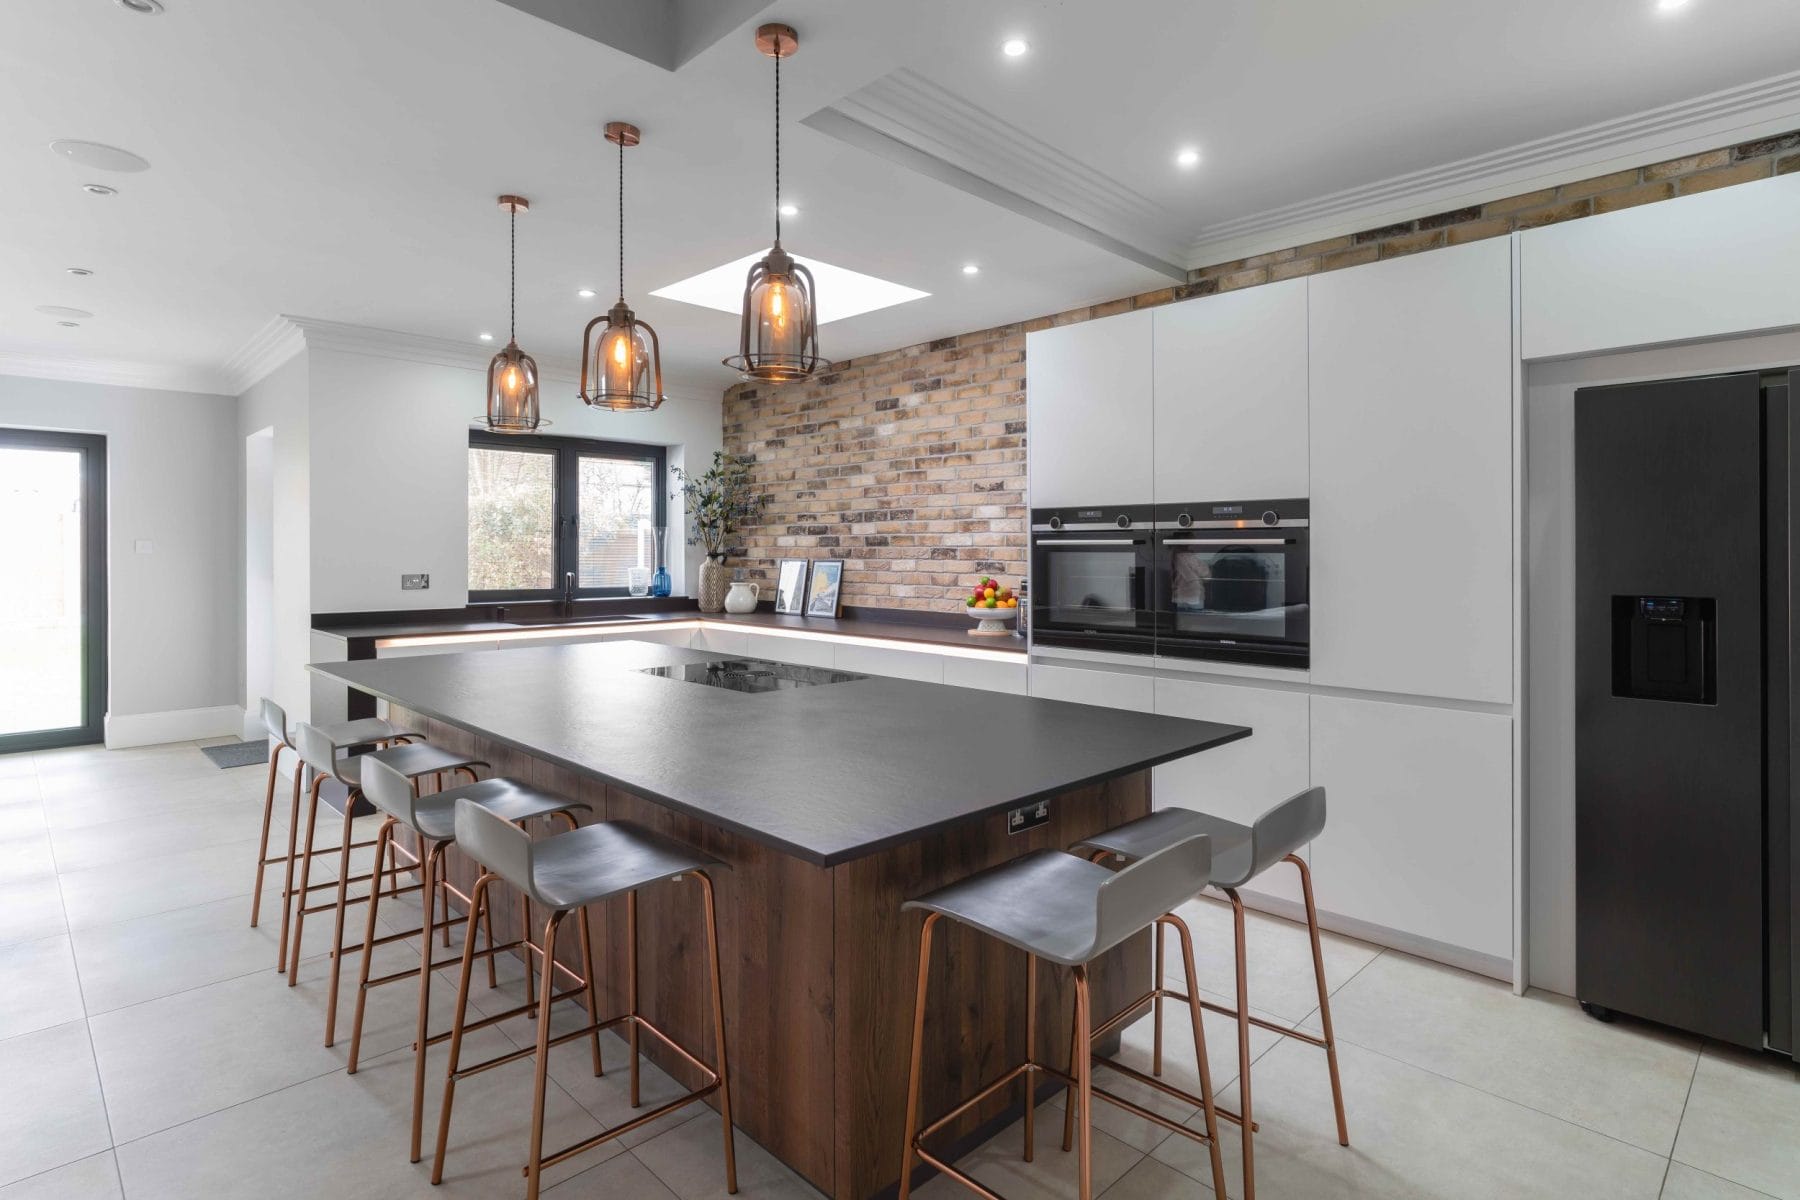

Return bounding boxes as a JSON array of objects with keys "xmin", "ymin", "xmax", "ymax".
[
  {"xmin": 58, "ymin": 321, "xmax": 82, "ymax": 328},
  {"xmin": 478, "ymin": 332, "xmax": 494, "ymax": 342},
  {"xmin": 577, "ymin": 288, "xmax": 596, "ymax": 299},
  {"xmin": 654, "ymin": 251, "xmax": 929, "ymax": 324},
  {"xmin": 1001, "ymin": 38, "xmax": 1029, "ymax": 57},
  {"xmin": 1176, "ymin": 147, "xmax": 1201, "ymax": 168},
  {"xmin": 50, "ymin": 140, "xmax": 151, "ymax": 173},
  {"xmin": 1656, "ymin": 0, "xmax": 1689, "ymax": 10},
  {"xmin": 778, "ymin": 203, "xmax": 799, "ymax": 218},
  {"xmin": 962, "ymin": 264, "xmax": 980, "ymax": 275},
  {"xmin": 36, "ymin": 305, "xmax": 94, "ymax": 319},
  {"xmin": 66, "ymin": 267, "xmax": 94, "ymax": 276},
  {"xmin": 82, "ymin": 183, "xmax": 118, "ymax": 196},
  {"xmin": 115, "ymin": 0, "xmax": 164, "ymax": 12}
]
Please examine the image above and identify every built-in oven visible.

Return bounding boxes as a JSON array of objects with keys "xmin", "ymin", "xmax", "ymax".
[
  {"xmin": 1029, "ymin": 505, "xmax": 1156, "ymax": 655},
  {"xmin": 1154, "ymin": 499, "xmax": 1309, "ymax": 668}
]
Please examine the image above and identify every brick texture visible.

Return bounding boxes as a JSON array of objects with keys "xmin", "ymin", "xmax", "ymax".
[{"xmin": 723, "ymin": 127, "xmax": 1800, "ymax": 612}]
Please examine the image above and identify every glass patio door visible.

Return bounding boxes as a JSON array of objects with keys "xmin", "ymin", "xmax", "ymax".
[{"xmin": 0, "ymin": 429, "xmax": 106, "ymax": 752}]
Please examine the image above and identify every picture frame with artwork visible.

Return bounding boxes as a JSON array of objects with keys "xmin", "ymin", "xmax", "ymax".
[
  {"xmin": 773, "ymin": 558, "xmax": 809, "ymax": 615},
  {"xmin": 805, "ymin": 558, "xmax": 845, "ymax": 618}
]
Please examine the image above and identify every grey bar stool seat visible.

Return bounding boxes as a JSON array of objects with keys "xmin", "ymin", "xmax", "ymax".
[
  {"xmin": 432, "ymin": 802, "xmax": 738, "ymax": 1200},
  {"xmin": 348, "ymin": 758, "xmax": 588, "ymax": 1164},
  {"xmin": 251, "ymin": 697, "xmax": 418, "ymax": 971},
  {"xmin": 897, "ymin": 837, "xmax": 1228, "ymax": 1200},
  {"xmin": 285, "ymin": 722, "xmax": 486, "ymax": 1051},
  {"xmin": 1073, "ymin": 786, "xmax": 1346, "ymax": 1200}
]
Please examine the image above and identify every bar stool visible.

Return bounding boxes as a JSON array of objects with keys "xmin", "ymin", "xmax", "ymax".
[
  {"xmin": 285, "ymin": 721, "xmax": 487, "ymax": 1048},
  {"xmin": 1073, "ymin": 786, "xmax": 1347, "ymax": 1200},
  {"xmin": 432, "ymin": 799, "xmax": 737, "ymax": 1200},
  {"xmin": 897, "ymin": 836, "xmax": 1228, "ymax": 1200},
  {"xmin": 346, "ymin": 755, "xmax": 588, "ymax": 1162},
  {"xmin": 251, "ymin": 697, "xmax": 418, "ymax": 972}
]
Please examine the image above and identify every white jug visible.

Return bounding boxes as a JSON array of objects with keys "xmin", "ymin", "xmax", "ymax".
[{"xmin": 724, "ymin": 581, "xmax": 760, "ymax": 614}]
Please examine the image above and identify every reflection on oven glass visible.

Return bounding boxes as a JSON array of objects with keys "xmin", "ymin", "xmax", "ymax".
[{"xmin": 1172, "ymin": 549, "xmax": 1286, "ymax": 614}]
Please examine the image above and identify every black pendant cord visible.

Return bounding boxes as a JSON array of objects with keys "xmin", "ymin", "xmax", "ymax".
[
  {"xmin": 508, "ymin": 203, "xmax": 517, "ymax": 344},
  {"xmin": 617, "ymin": 136, "xmax": 626, "ymax": 305},
  {"xmin": 773, "ymin": 46, "xmax": 782, "ymax": 245}
]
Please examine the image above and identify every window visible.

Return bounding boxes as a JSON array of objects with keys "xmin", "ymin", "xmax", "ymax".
[{"xmin": 468, "ymin": 432, "xmax": 666, "ymax": 599}]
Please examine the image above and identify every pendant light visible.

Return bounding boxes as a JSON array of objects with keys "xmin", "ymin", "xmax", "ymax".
[
  {"xmin": 483, "ymin": 195, "xmax": 545, "ymax": 432},
  {"xmin": 724, "ymin": 23, "xmax": 824, "ymax": 383},
  {"xmin": 579, "ymin": 122, "xmax": 665, "ymax": 411}
]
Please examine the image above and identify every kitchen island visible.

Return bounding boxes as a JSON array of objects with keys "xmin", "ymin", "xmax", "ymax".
[{"xmin": 311, "ymin": 639, "xmax": 1248, "ymax": 1199}]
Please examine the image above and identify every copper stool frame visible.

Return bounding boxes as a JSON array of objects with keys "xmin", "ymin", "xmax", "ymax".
[
  {"xmin": 252, "ymin": 730, "xmax": 413, "ymax": 973},
  {"xmin": 898, "ymin": 910, "xmax": 1228, "ymax": 1200},
  {"xmin": 1124, "ymin": 853, "xmax": 1350, "ymax": 1200},
  {"xmin": 285, "ymin": 762, "xmax": 482, "ymax": 1049},
  {"xmin": 345, "ymin": 807, "xmax": 581, "ymax": 1161},
  {"xmin": 431, "ymin": 868, "xmax": 738, "ymax": 1200}
]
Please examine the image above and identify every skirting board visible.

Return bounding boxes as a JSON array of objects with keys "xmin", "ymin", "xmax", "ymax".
[
  {"xmin": 104, "ymin": 705, "xmax": 246, "ymax": 750},
  {"xmin": 1235, "ymin": 886, "xmax": 1514, "ymax": 985}
]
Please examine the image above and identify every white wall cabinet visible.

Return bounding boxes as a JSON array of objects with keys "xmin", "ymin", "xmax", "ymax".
[
  {"xmin": 1308, "ymin": 694, "xmax": 1513, "ymax": 963},
  {"xmin": 1153, "ymin": 278, "xmax": 1309, "ymax": 503},
  {"xmin": 942, "ymin": 654, "xmax": 1029, "ymax": 694},
  {"xmin": 1028, "ymin": 660, "xmax": 1155, "ymax": 712},
  {"xmin": 1026, "ymin": 310, "xmax": 1154, "ymax": 507},
  {"xmin": 833, "ymin": 642, "xmax": 945, "ymax": 683},
  {"xmin": 745, "ymin": 631, "xmax": 834, "ymax": 667},
  {"xmin": 689, "ymin": 627, "xmax": 751, "ymax": 656},
  {"xmin": 1307, "ymin": 238, "xmax": 1514, "ymax": 704}
]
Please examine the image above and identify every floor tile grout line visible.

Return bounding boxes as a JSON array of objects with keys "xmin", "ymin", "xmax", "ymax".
[{"xmin": 1657, "ymin": 1047, "xmax": 1703, "ymax": 1197}]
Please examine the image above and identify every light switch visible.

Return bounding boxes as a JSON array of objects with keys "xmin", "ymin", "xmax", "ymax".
[{"xmin": 134, "ymin": 540, "xmax": 153, "ymax": 555}]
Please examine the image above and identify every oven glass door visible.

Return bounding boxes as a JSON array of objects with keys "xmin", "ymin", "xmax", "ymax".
[
  {"xmin": 1032, "ymin": 535, "xmax": 1154, "ymax": 648},
  {"xmin": 1158, "ymin": 532, "xmax": 1308, "ymax": 653}
]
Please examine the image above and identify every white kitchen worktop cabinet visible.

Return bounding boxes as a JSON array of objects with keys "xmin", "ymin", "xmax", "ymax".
[
  {"xmin": 1153, "ymin": 277, "xmax": 1309, "ymax": 503},
  {"xmin": 1307, "ymin": 238, "xmax": 1514, "ymax": 704},
  {"xmin": 1025, "ymin": 310, "xmax": 1154, "ymax": 508}
]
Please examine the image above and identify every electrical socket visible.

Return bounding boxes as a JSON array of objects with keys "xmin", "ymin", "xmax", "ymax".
[
  {"xmin": 1007, "ymin": 801, "xmax": 1049, "ymax": 835},
  {"xmin": 401, "ymin": 573, "xmax": 430, "ymax": 590}
]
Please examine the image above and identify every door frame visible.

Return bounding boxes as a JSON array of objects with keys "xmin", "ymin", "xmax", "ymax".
[{"xmin": 0, "ymin": 428, "xmax": 108, "ymax": 753}]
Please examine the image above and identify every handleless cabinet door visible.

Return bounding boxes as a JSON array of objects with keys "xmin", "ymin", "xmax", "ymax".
[
  {"xmin": 1153, "ymin": 278, "xmax": 1309, "ymax": 503},
  {"xmin": 1026, "ymin": 310, "xmax": 1153, "ymax": 508},
  {"xmin": 1308, "ymin": 237, "xmax": 1514, "ymax": 704},
  {"xmin": 1027, "ymin": 661, "xmax": 1155, "ymax": 712}
]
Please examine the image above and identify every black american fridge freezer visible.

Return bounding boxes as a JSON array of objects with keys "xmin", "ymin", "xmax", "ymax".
[{"xmin": 1575, "ymin": 369, "xmax": 1798, "ymax": 1057}]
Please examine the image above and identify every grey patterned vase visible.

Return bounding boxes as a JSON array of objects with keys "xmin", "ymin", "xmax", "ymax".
[{"xmin": 698, "ymin": 556, "xmax": 729, "ymax": 613}]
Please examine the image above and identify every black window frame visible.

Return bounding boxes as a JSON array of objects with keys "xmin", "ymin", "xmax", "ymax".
[{"xmin": 468, "ymin": 431, "xmax": 667, "ymax": 601}]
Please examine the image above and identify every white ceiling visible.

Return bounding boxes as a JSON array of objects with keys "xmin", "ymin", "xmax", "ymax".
[{"xmin": 3, "ymin": 0, "xmax": 1799, "ymax": 398}]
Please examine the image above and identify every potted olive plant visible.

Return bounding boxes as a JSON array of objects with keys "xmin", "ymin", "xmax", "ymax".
[{"xmin": 672, "ymin": 450, "xmax": 767, "ymax": 612}]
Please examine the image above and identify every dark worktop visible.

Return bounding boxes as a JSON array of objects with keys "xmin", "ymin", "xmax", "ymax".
[
  {"xmin": 309, "ymin": 639, "xmax": 1247, "ymax": 866},
  {"xmin": 312, "ymin": 602, "xmax": 1027, "ymax": 656}
]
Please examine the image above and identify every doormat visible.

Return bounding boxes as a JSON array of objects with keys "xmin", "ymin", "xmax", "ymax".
[{"xmin": 200, "ymin": 740, "xmax": 269, "ymax": 769}]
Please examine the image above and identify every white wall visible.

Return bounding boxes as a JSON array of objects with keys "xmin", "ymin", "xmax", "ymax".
[
  {"xmin": 0, "ymin": 373, "xmax": 240, "ymax": 741},
  {"xmin": 1524, "ymin": 327, "xmax": 1800, "ymax": 995},
  {"xmin": 237, "ymin": 353, "xmax": 311, "ymax": 727},
  {"xmin": 305, "ymin": 346, "xmax": 722, "ymax": 614}
]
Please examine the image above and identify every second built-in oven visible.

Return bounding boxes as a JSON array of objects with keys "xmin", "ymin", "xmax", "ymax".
[
  {"xmin": 1029, "ymin": 505, "xmax": 1157, "ymax": 655},
  {"xmin": 1154, "ymin": 499, "xmax": 1310, "ymax": 668}
]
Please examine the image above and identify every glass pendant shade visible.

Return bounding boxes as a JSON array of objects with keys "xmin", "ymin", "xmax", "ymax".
[
  {"xmin": 479, "ymin": 194, "xmax": 547, "ymax": 432},
  {"xmin": 581, "ymin": 300, "xmax": 663, "ymax": 411},
  {"xmin": 727, "ymin": 243, "xmax": 821, "ymax": 382},
  {"xmin": 578, "ymin": 121, "xmax": 665, "ymax": 412},
  {"xmin": 486, "ymin": 339, "xmax": 540, "ymax": 431}
]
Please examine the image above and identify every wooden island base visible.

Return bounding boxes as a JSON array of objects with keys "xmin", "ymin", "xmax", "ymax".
[{"xmin": 393, "ymin": 706, "xmax": 1152, "ymax": 1200}]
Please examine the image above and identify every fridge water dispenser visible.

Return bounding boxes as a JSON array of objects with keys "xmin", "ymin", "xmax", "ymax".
[{"xmin": 1611, "ymin": 595, "xmax": 1715, "ymax": 704}]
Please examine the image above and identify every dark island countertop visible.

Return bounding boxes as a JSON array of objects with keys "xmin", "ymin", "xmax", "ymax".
[{"xmin": 310, "ymin": 639, "xmax": 1248, "ymax": 866}]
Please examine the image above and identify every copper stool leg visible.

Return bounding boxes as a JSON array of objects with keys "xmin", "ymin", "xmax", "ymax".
[
  {"xmin": 1292, "ymin": 854, "xmax": 1349, "ymax": 1146},
  {"xmin": 431, "ymin": 872, "xmax": 493, "ymax": 1186},
  {"xmin": 346, "ymin": 816, "xmax": 397, "ymax": 1074},
  {"xmin": 287, "ymin": 773, "xmax": 326, "ymax": 987},
  {"xmin": 524, "ymin": 909, "xmax": 567, "ymax": 1200},
  {"xmin": 1023, "ymin": 952, "xmax": 1037, "ymax": 1162},
  {"xmin": 274, "ymin": 758, "xmax": 306, "ymax": 972},
  {"xmin": 627, "ymin": 888, "xmax": 641, "ymax": 1107},
  {"xmin": 409, "ymin": 842, "xmax": 443, "ymax": 1162},
  {"xmin": 250, "ymin": 740, "xmax": 285, "ymax": 929},
  {"xmin": 1168, "ymin": 913, "xmax": 1229, "ymax": 1198},
  {"xmin": 1226, "ymin": 886, "xmax": 1256, "ymax": 1200},
  {"xmin": 322, "ymin": 787, "xmax": 364, "ymax": 1046},
  {"xmin": 576, "ymin": 900, "xmax": 604, "ymax": 1077},
  {"xmin": 1152, "ymin": 919, "xmax": 1166, "ymax": 1077},
  {"xmin": 896, "ymin": 911, "xmax": 940, "ymax": 1200},
  {"xmin": 1072, "ymin": 964, "xmax": 1093, "ymax": 1200}
]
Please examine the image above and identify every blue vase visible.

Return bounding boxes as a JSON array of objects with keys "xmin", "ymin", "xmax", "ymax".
[{"xmin": 651, "ymin": 566, "xmax": 672, "ymax": 597}]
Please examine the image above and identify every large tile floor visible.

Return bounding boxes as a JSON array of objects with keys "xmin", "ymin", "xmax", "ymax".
[{"xmin": 1, "ymin": 740, "xmax": 1796, "ymax": 1199}]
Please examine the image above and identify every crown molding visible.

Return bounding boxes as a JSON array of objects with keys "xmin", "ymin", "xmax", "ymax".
[
  {"xmin": 0, "ymin": 351, "xmax": 232, "ymax": 396},
  {"xmin": 218, "ymin": 316, "xmax": 308, "ymax": 395},
  {"xmin": 811, "ymin": 69, "xmax": 1191, "ymax": 279},
  {"xmin": 1187, "ymin": 68, "xmax": 1800, "ymax": 266}
]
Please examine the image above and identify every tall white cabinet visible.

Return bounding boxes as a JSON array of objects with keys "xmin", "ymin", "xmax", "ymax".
[
  {"xmin": 1307, "ymin": 238, "xmax": 1515, "ymax": 704},
  {"xmin": 1025, "ymin": 310, "xmax": 1153, "ymax": 507},
  {"xmin": 1152, "ymin": 277, "xmax": 1309, "ymax": 502}
]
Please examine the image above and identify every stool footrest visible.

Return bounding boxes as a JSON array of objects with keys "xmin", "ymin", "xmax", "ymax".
[{"xmin": 531, "ymin": 1079, "xmax": 721, "ymax": 1173}]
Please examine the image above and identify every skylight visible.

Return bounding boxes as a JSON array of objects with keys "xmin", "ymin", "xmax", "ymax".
[{"xmin": 652, "ymin": 251, "xmax": 930, "ymax": 324}]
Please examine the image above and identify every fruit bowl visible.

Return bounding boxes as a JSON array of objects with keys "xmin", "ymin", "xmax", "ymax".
[{"xmin": 966, "ymin": 605, "xmax": 1018, "ymax": 635}]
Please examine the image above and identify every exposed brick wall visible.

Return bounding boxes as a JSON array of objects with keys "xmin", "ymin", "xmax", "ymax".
[{"xmin": 723, "ymin": 129, "xmax": 1800, "ymax": 613}]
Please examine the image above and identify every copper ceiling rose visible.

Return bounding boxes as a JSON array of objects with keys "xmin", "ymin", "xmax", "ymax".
[
  {"xmin": 482, "ymin": 194, "xmax": 546, "ymax": 433},
  {"xmin": 580, "ymin": 121, "xmax": 666, "ymax": 411},
  {"xmin": 723, "ymin": 22, "xmax": 825, "ymax": 384}
]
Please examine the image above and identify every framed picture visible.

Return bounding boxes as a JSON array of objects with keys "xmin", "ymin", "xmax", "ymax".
[
  {"xmin": 805, "ymin": 558, "xmax": 845, "ymax": 618},
  {"xmin": 773, "ymin": 558, "xmax": 809, "ymax": 615}
]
